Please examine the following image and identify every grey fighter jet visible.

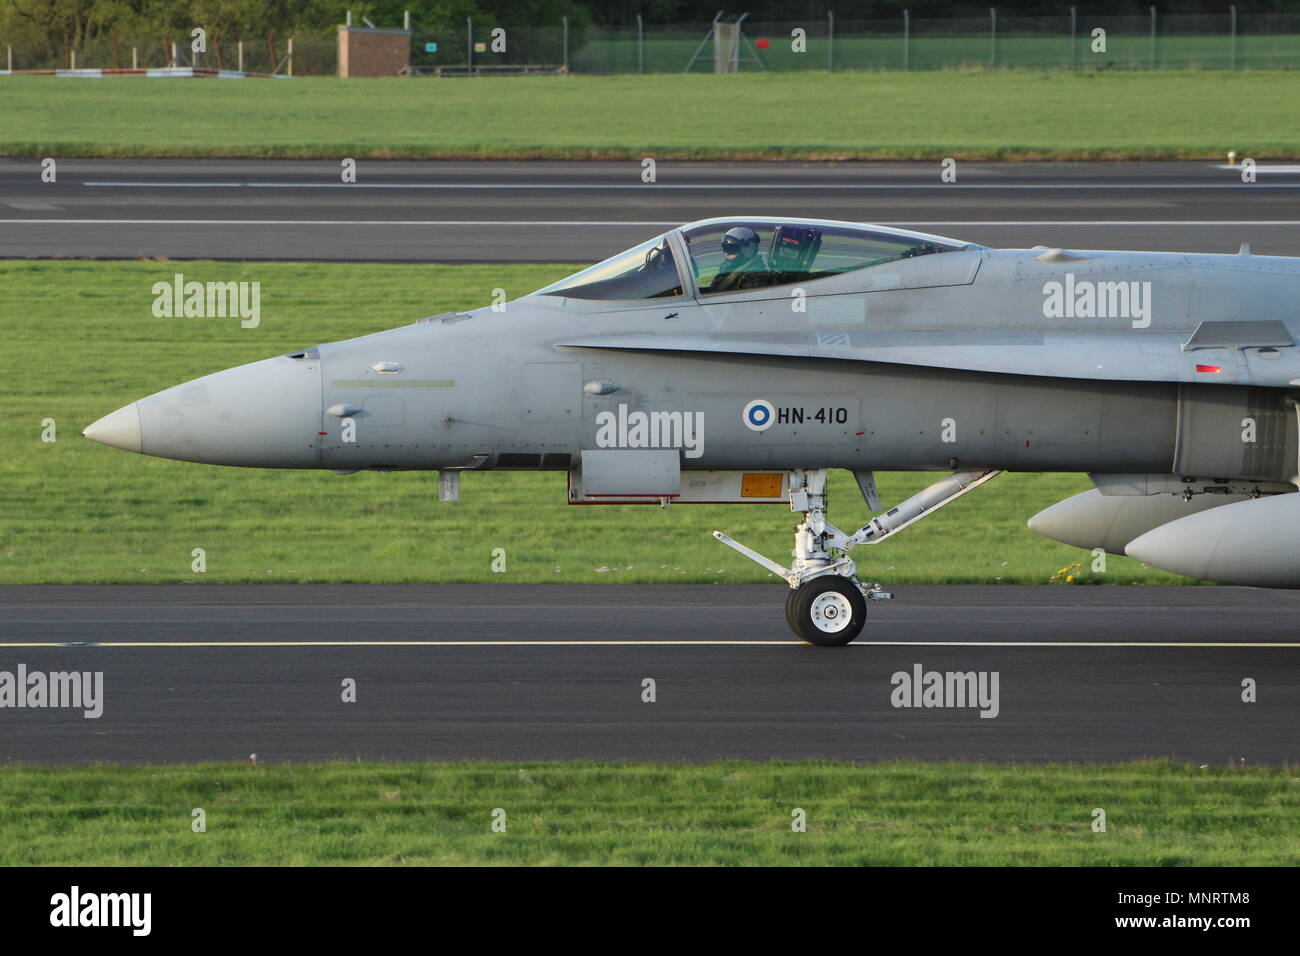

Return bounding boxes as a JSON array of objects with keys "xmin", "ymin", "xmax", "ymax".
[{"xmin": 84, "ymin": 217, "xmax": 1300, "ymax": 645}]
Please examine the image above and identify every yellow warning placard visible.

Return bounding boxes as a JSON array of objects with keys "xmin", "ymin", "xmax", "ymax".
[{"xmin": 740, "ymin": 473, "xmax": 783, "ymax": 498}]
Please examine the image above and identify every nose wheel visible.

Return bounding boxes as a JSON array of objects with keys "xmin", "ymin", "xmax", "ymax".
[
  {"xmin": 785, "ymin": 576, "xmax": 866, "ymax": 646},
  {"xmin": 717, "ymin": 467, "xmax": 1000, "ymax": 644}
]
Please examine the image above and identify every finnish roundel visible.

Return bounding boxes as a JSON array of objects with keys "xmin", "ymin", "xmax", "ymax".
[{"xmin": 742, "ymin": 399, "xmax": 775, "ymax": 432}]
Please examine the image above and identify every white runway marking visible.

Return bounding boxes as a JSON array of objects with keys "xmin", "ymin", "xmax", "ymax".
[
  {"xmin": 80, "ymin": 181, "xmax": 1300, "ymax": 190},
  {"xmin": 7, "ymin": 219, "xmax": 1300, "ymax": 227},
  {"xmin": 1213, "ymin": 164, "xmax": 1300, "ymax": 173},
  {"xmin": 4, "ymin": 639, "xmax": 1296, "ymax": 648}
]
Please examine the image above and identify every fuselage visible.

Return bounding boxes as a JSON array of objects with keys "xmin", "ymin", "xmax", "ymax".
[{"xmin": 85, "ymin": 220, "xmax": 1300, "ymax": 489}]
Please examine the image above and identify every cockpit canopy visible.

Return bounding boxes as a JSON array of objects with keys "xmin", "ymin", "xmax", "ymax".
[
  {"xmin": 536, "ymin": 234, "xmax": 683, "ymax": 301},
  {"xmin": 535, "ymin": 218, "xmax": 967, "ymax": 301}
]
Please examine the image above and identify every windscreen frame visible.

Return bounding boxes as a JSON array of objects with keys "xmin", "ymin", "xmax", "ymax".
[{"xmin": 533, "ymin": 231, "xmax": 693, "ymax": 304}]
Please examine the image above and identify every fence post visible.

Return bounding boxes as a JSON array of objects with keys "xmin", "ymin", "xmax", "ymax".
[
  {"xmin": 1070, "ymin": 6, "xmax": 1077, "ymax": 71},
  {"xmin": 1230, "ymin": 5, "xmax": 1237, "ymax": 70},
  {"xmin": 132, "ymin": 47, "xmax": 137, "ymax": 69},
  {"xmin": 1149, "ymin": 6, "xmax": 1156, "ymax": 69},
  {"xmin": 903, "ymin": 8, "xmax": 910, "ymax": 71},
  {"xmin": 172, "ymin": 41, "xmax": 178, "ymax": 67},
  {"xmin": 404, "ymin": 10, "xmax": 411, "ymax": 32},
  {"xmin": 467, "ymin": 17, "xmax": 472, "ymax": 70},
  {"xmin": 237, "ymin": 40, "xmax": 243, "ymax": 72},
  {"xmin": 828, "ymin": 11, "xmax": 834, "ymax": 72},
  {"xmin": 990, "ymin": 8, "xmax": 996, "ymax": 67},
  {"xmin": 71, "ymin": 49, "xmax": 76, "ymax": 70},
  {"xmin": 563, "ymin": 16, "xmax": 569, "ymax": 71},
  {"xmin": 7, "ymin": 45, "xmax": 11, "ymax": 72},
  {"xmin": 637, "ymin": 14, "xmax": 643, "ymax": 73},
  {"xmin": 287, "ymin": 37, "xmax": 293, "ymax": 76}
]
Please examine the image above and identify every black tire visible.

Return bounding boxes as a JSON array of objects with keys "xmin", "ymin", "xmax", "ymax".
[
  {"xmin": 788, "ymin": 576, "xmax": 866, "ymax": 646},
  {"xmin": 784, "ymin": 587, "xmax": 800, "ymax": 634}
]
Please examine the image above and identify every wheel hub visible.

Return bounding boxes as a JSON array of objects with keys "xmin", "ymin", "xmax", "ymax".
[{"xmin": 809, "ymin": 591, "xmax": 854, "ymax": 633}]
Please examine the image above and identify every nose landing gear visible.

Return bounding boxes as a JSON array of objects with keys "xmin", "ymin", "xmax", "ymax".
[
  {"xmin": 716, "ymin": 467, "xmax": 1000, "ymax": 646},
  {"xmin": 786, "ymin": 576, "xmax": 867, "ymax": 645}
]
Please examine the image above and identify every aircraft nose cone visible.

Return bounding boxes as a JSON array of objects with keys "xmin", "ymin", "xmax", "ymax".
[
  {"xmin": 137, "ymin": 354, "xmax": 322, "ymax": 467},
  {"xmin": 83, "ymin": 403, "xmax": 143, "ymax": 454},
  {"xmin": 85, "ymin": 354, "xmax": 323, "ymax": 468}
]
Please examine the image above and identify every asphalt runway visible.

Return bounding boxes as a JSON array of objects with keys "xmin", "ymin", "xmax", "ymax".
[
  {"xmin": 3, "ymin": 158, "xmax": 1300, "ymax": 261},
  {"xmin": 5, "ymin": 160, "xmax": 1299, "ymax": 767},
  {"xmin": 1, "ymin": 584, "xmax": 1295, "ymax": 765}
]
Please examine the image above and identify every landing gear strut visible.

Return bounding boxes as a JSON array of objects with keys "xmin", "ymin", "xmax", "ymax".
[{"xmin": 715, "ymin": 468, "xmax": 1000, "ymax": 646}]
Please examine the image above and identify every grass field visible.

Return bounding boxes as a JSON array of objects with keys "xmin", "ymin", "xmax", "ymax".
[
  {"xmin": 2, "ymin": 71, "xmax": 1299, "ymax": 160},
  {"xmin": 1, "ymin": 760, "xmax": 1294, "ymax": 865},
  {"xmin": 0, "ymin": 259, "xmax": 1191, "ymax": 587}
]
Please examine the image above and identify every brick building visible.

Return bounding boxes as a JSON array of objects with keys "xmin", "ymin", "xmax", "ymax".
[{"xmin": 338, "ymin": 26, "xmax": 411, "ymax": 77}]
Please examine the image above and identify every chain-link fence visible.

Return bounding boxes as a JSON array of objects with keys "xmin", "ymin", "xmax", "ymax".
[
  {"xmin": 4, "ymin": 13, "xmax": 1299, "ymax": 76},
  {"xmin": 577, "ymin": 13, "xmax": 1300, "ymax": 73},
  {"xmin": 410, "ymin": 21, "xmax": 568, "ymax": 73},
  {"xmin": 0, "ymin": 30, "xmax": 333, "ymax": 74}
]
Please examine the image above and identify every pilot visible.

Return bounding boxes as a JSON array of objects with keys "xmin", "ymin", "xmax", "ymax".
[{"xmin": 708, "ymin": 227, "xmax": 768, "ymax": 293}]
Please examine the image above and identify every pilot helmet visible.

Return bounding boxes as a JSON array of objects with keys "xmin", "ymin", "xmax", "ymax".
[{"xmin": 720, "ymin": 227, "xmax": 760, "ymax": 261}]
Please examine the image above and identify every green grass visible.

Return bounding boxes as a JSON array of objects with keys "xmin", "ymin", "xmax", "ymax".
[
  {"xmin": 0, "ymin": 259, "xmax": 1189, "ymax": 587},
  {"xmin": 0, "ymin": 760, "xmax": 1293, "ymax": 865},
  {"xmin": 3, "ymin": 71, "xmax": 1299, "ymax": 160}
]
